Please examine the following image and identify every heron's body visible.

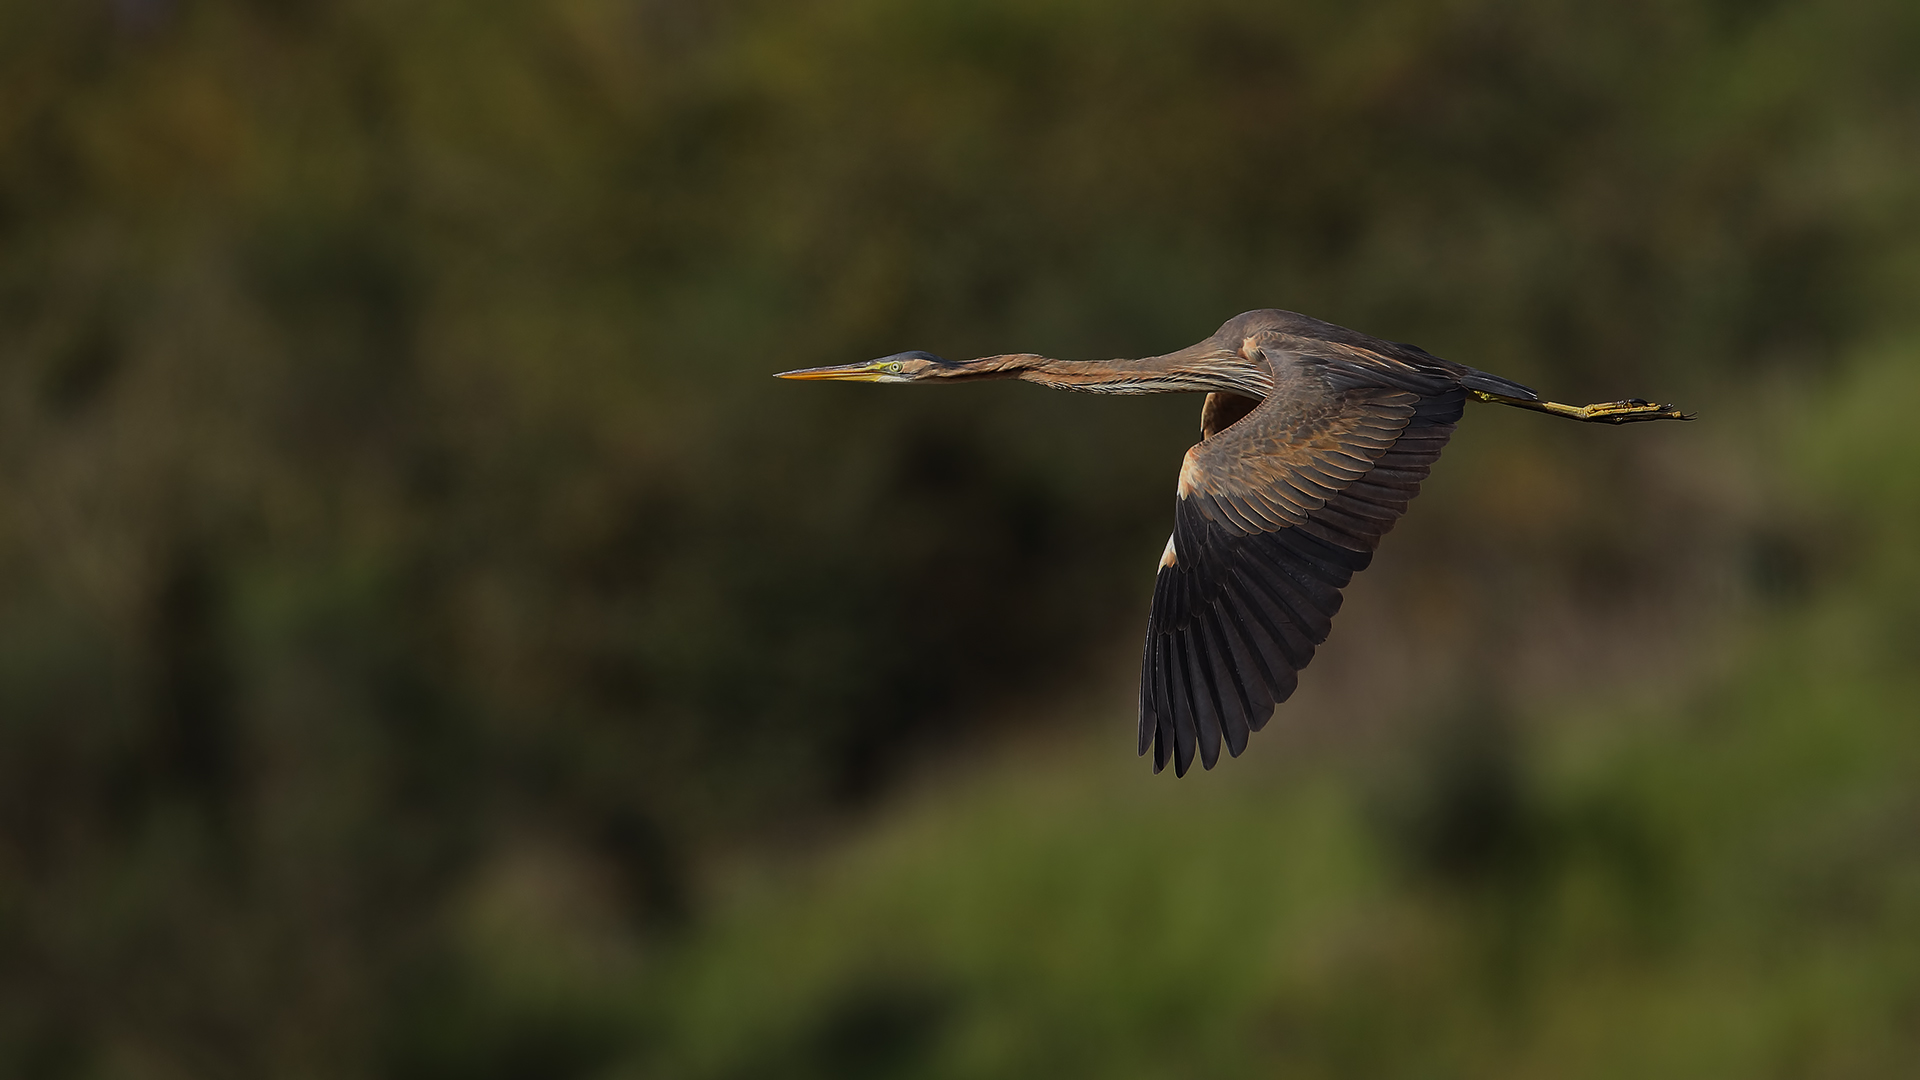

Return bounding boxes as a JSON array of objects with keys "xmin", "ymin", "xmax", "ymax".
[{"xmin": 779, "ymin": 309, "xmax": 1692, "ymax": 776}]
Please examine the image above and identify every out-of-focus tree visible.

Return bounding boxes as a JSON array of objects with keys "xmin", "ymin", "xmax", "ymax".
[{"xmin": 0, "ymin": 0, "xmax": 1915, "ymax": 1075}]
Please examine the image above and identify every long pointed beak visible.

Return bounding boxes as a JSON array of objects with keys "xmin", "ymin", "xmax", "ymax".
[{"xmin": 774, "ymin": 360, "xmax": 892, "ymax": 382}]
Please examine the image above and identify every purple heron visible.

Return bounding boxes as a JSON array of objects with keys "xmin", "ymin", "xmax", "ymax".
[{"xmin": 778, "ymin": 310, "xmax": 1693, "ymax": 776}]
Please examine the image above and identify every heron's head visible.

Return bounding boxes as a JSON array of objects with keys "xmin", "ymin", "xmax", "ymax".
[{"xmin": 775, "ymin": 351, "xmax": 961, "ymax": 384}]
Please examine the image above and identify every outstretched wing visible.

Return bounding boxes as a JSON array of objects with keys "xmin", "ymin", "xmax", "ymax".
[{"xmin": 1140, "ymin": 354, "xmax": 1466, "ymax": 775}]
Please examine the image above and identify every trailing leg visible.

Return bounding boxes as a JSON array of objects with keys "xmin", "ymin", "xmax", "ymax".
[{"xmin": 1471, "ymin": 390, "xmax": 1695, "ymax": 424}]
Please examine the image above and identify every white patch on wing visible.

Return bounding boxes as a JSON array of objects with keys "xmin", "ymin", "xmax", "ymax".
[
  {"xmin": 1176, "ymin": 450, "xmax": 1202, "ymax": 499},
  {"xmin": 1158, "ymin": 534, "xmax": 1177, "ymax": 569}
]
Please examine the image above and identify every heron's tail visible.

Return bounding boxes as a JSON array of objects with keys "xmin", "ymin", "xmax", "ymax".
[{"xmin": 1458, "ymin": 368, "xmax": 1539, "ymax": 401}]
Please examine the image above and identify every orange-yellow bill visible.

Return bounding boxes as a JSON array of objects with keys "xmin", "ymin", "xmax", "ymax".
[{"xmin": 774, "ymin": 361, "xmax": 892, "ymax": 381}]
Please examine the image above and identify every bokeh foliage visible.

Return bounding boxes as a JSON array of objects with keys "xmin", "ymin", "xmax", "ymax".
[
  {"xmin": 0, "ymin": 0, "xmax": 1916, "ymax": 1077},
  {"xmin": 640, "ymin": 350, "xmax": 1920, "ymax": 1079}
]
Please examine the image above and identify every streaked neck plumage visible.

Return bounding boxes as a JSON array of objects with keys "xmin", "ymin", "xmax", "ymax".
[{"xmin": 953, "ymin": 349, "xmax": 1273, "ymax": 399}]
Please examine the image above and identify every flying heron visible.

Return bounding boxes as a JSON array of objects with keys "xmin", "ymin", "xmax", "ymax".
[{"xmin": 778, "ymin": 309, "xmax": 1693, "ymax": 776}]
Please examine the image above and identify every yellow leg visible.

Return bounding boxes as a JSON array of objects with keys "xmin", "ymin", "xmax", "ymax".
[{"xmin": 1471, "ymin": 390, "xmax": 1695, "ymax": 424}]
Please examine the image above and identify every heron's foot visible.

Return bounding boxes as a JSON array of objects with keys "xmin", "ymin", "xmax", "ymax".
[{"xmin": 1573, "ymin": 398, "xmax": 1696, "ymax": 424}]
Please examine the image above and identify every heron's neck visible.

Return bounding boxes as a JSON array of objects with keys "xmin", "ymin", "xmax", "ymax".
[{"xmin": 966, "ymin": 353, "xmax": 1270, "ymax": 397}]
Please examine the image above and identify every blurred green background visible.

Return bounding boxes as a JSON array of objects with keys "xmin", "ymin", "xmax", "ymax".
[{"xmin": 3, "ymin": 1, "xmax": 1919, "ymax": 1076}]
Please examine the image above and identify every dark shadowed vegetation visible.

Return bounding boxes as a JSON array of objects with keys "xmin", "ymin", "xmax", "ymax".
[{"xmin": 1, "ymin": 0, "xmax": 1917, "ymax": 1076}]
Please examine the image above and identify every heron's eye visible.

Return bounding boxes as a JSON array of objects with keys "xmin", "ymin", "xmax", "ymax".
[{"xmin": 886, "ymin": 361, "xmax": 904, "ymax": 374}]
